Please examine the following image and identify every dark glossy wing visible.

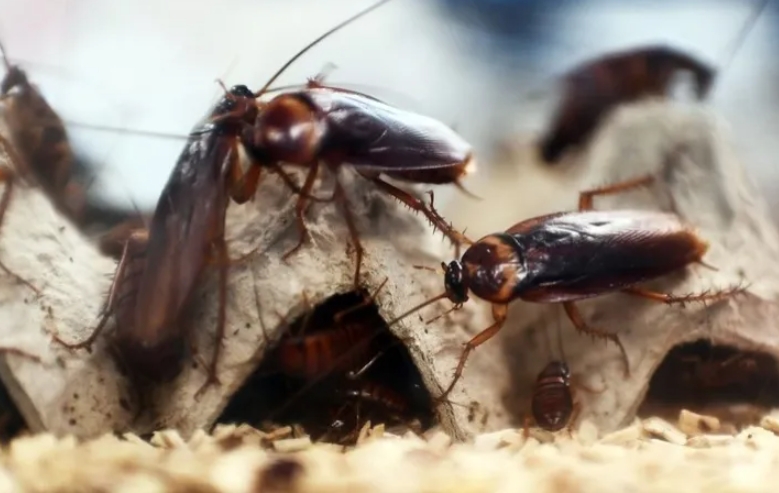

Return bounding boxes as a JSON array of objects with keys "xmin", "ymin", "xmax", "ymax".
[
  {"xmin": 305, "ymin": 89, "xmax": 472, "ymax": 172},
  {"xmin": 131, "ymin": 123, "xmax": 231, "ymax": 342},
  {"xmin": 514, "ymin": 210, "xmax": 708, "ymax": 302}
]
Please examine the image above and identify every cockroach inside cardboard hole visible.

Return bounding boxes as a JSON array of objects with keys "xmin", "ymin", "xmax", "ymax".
[
  {"xmin": 216, "ymin": 287, "xmax": 436, "ymax": 444},
  {"xmin": 638, "ymin": 339, "xmax": 779, "ymax": 429}
]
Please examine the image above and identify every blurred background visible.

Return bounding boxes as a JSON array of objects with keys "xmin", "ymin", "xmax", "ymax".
[{"xmin": 0, "ymin": 0, "xmax": 776, "ymax": 220}]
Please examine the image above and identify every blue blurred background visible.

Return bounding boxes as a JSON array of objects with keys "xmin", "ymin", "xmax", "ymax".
[{"xmin": 0, "ymin": 0, "xmax": 776, "ymax": 219}]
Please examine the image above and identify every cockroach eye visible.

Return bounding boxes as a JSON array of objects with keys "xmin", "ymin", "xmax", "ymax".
[{"xmin": 444, "ymin": 261, "xmax": 469, "ymax": 304}]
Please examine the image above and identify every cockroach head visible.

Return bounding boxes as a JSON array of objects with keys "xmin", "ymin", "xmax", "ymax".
[
  {"xmin": 443, "ymin": 260, "xmax": 469, "ymax": 304},
  {"xmin": 0, "ymin": 66, "xmax": 27, "ymax": 94},
  {"xmin": 211, "ymin": 84, "xmax": 258, "ymax": 124}
]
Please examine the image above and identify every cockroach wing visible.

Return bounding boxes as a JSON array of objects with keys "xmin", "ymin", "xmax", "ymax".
[
  {"xmin": 131, "ymin": 124, "xmax": 231, "ymax": 342},
  {"xmin": 513, "ymin": 210, "xmax": 709, "ymax": 303},
  {"xmin": 305, "ymin": 89, "xmax": 472, "ymax": 172}
]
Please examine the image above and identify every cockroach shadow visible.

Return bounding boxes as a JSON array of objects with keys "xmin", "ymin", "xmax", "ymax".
[
  {"xmin": 639, "ymin": 339, "xmax": 779, "ymax": 429},
  {"xmin": 215, "ymin": 287, "xmax": 436, "ymax": 445}
]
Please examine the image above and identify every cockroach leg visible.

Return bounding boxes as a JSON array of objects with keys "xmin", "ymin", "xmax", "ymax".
[
  {"xmin": 578, "ymin": 174, "xmax": 656, "ymax": 211},
  {"xmin": 281, "ymin": 162, "xmax": 320, "ymax": 263},
  {"xmin": 621, "ymin": 284, "xmax": 746, "ymax": 307},
  {"xmin": 52, "ymin": 231, "xmax": 147, "ymax": 351},
  {"xmin": 194, "ymin": 236, "xmax": 230, "ymax": 399},
  {"xmin": 0, "ymin": 166, "xmax": 40, "ymax": 296},
  {"xmin": 368, "ymin": 177, "xmax": 473, "ymax": 248},
  {"xmin": 437, "ymin": 303, "xmax": 509, "ymax": 402},
  {"xmin": 346, "ymin": 348, "xmax": 387, "ymax": 380},
  {"xmin": 562, "ymin": 301, "xmax": 630, "ymax": 377},
  {"xmin": 333, "ymin": 277, "xmax": 389, "ymax": 325},
  {"xmin": 332, "ymin": 174, "xmax": 365, "ymax": 287}
]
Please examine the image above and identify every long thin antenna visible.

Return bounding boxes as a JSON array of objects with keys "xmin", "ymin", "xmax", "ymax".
[
  {"xmin": 0, "ymin": 36, "xmax": 13, "ymax": 72},
  {"xmin": 717, "ymin": 0, "xmax": 769, "ymax": 75},
  {"xmin": 254, "ymin": 0, "xmax": 394, "ymax": 98}
]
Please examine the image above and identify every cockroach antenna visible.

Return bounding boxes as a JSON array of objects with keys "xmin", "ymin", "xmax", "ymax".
[
  {"xmin": 255, "ymin": 0, "xmax": 394, "ymax": 98},
  {"xmin": 715, "ymin": 0, "xmax": 770, "ymax": 86}
]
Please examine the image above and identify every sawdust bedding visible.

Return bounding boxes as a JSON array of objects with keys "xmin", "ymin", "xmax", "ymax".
[{"xmin": 0, "ymin": 410, "xmax": 777, "ymax": 493}]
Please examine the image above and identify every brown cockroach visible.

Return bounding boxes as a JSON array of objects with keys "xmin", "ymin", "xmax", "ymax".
[
  {"xmin": 238, "ymin": 53, "xmax": 477, "ymax": 285},
  {"xmin": 0, "ymin": 39, "xmax": 147, "ymax": 258},
  {"xmin": 268, "ymin": 279, "xmax": 389, "ymax": 381},
  {"xmin": 523, "ymin": 360, "xmax": 604, "ymax": 436},
  {"xmin": 526, "ymin": 360, "xmax": 576, "ymax": 434},
  {"xmin": 390, "ymin": 174, "xmax": 746, "ymax": 401},
  {"xmin": 538, "ymin": 1, "xmax": 768, "ymax": 164},
  {"xmin": 51, "ymin": 0, "xmax": 399, "ymax": 401},
  {"xmin": 538, "ymin": 45, "xmax": 715, "ymax": 164}
]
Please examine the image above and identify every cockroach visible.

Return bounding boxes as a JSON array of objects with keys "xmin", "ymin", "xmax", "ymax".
[
  {"xmin": 538, "ymin": 46, "xmax": 715, "ymax": 164},
  {"xmin": 538, "ymin": 1, "xmax": 768, "ymax": 164},
  {"xmin": 269, "ymin": 279, "xmax": 389, "ymax": 382},
  {"xmin": 52, "ymin": 0, "xmax": 398, "ymax": 401},
  {"xmin": 0, "ymin": 38, "xmax": 76, "ymax": 211},
  {"xmin": 238, "ymin": 40, "xmax": 478, "ymax": 284},
  {"xmin": 526, "ymin": 360, "xmax": 576, "ymax": 434},
  {"xmin": 0, "ymin": 39, "xmax": 146, "ymax": 257},
  {"xmin": 523, "ymin": 360, "xmax": 604, "ymax": 436},
  {"xmin": 390, "ymin": 174, "xmax": 746, "ymax": 400}
]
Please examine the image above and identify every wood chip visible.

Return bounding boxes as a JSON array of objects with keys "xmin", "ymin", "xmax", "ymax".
[
  {"xmin": 678, "ymin": 410, "xmax": 721, "ymax": 436},
  {"xmin": 272, "ymin": 436, "xmax": 312, "ymax": 453},
  {"xmin": 642, "ymin": 417, "xmax": 687, "ymax": 445}
]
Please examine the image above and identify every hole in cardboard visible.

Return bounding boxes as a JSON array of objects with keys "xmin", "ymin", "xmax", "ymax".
[
  {"xmin": 216, "ymin": 288, "xmax": 436, "ymax": 444},
  {"xmin": 638, "ymin": 339, "xmax": 779, "ymax": 428},
  {"xmin": 0, "ymin": 382, "xmax": 28, "ymax": 442}
]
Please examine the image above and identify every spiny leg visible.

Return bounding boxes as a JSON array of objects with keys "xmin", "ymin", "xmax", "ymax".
[
  {"xmin": 333, "ymin": 173, "xmax": 364, "ymax": 288},
  {"xmin": 333, "ymin": 276, "xmax": 389, "ymax": 325},
  {"xmin": 282, "ymin": 162, "xmax": 320, "ymax": 262},
  {"xmin": 578, "ymin": 174, "xmax": 656, "ymax": 211},
  {"xmin": 562, "ymin": 301, "xmax": 630, "ymax": 377},
  {"xmin": 368, "ymin": 177, "xmax": 473, "ymax": 249},
  {"xmin": 52, "ymin": 230, "xmax": 147, "ymax": 351},
  {"xmin": 436, "ymin": 303, "xmax": 508, "ymax": 403},
  {"xmin": 195, "ymin": 236, "xmax": 229, "ymax": 399},
  {"xmin": 621, "ymin": 283, "xmax": 747, "ymax": 307},
  {"xmin": 0, "ymin": 167, "xmax": 39, "ymax": 295}
]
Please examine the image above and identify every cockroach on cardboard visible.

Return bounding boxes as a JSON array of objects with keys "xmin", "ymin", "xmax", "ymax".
[
  {"xmin": 237, "ymin": 6, "xmax": 478, "ymax": 284},
  {"xmin": 391, "ymin": 174, "xmax": 746, "ymax": 400},
  {"xmin": 538, "ymin": 45, "xmax": 715, "ymax": 164},
  {"xmin": 538, "ymin": 0, "xmax": 767, "ymax": 164},
  {"xmin": 0, "ymin": 39, "xmax": 147, "ymax": 260},
  {"xmin": 237, "ymin": 80, "xmax": 477, "ymax": 285},
  {"xmin": 51, "ymin": 0, "xmax": 397, "ymax": 403}
]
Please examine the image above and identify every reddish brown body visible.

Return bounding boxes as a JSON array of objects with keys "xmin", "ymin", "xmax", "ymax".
[
  {"xmin": 54, "ymin": 86, "xmax": 261, "ymax": 392},
  {"xmin": 273, "ymin": 321, "xmax": 377, "ymax": 381},
  {"xmin": 57, "ymin": 0, "xmax": 474, "ymax": 406},
  {"xmin": 456, "ymin": 209, "xmax": 707, "ymax": 305},
  {"xmin": 0, "ymin": 44, "xmax": 148, "ymax": 262},
  {"xmin": 530, "ymin": 361, "xmax": 574, "ymax": 432},
  {"xmin": 539, "ymin": 45, "xmax": 715, "ymax": 164},
  {"xmin": 341, "ymin": 379, "xmax": 410, "ymax": 418},
  {"xmin": 239, "ymin": 80, "xmax": 476, "ymax": 284},
  {"xmin": 391, "ymin": 175, "xmax": 744, "ymax": 400}
]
